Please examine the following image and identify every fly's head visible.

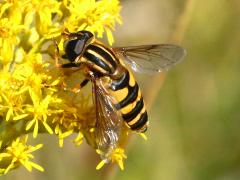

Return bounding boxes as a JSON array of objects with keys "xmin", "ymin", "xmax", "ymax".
[{"xmin": 63, "ymin": 30, "xmax": 94, "ymax": 63}]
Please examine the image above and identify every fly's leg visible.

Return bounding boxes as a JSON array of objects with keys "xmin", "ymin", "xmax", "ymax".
[
  {"xmin": 59, "ymin": 78, "xmax": 89, "ymax": 94},
  {"xmin": 70, "ymin": 79, "xmax": 90, "ymax": 93},
  {"xmin": 53, "ymin": 38, "xmax": 78, "ymax": 68},
  {"xmin": 52, "ymin": 38, "xmax": 88, "ymax": 92}
]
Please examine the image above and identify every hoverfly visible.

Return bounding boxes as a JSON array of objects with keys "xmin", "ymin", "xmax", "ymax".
[{"xmin": 54, "ymin": 29, "xmax": 186, "ymax": 156}]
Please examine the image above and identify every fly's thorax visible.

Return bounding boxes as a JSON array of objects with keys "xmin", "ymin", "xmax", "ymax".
[{"xmin": 80, "ymin": 42, "xmax": 120, "ymax": 77}]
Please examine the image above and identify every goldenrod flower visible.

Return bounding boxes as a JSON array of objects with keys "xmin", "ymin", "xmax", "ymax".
[
  {"xmin": 96, "ymin": 148, "xmax": 127, "ymax": 170},
  {"xmin": 25, "ymin": 92, "xmax": 56, "ymax": 138},
  {"xmin": 25, "ymin": 0, "xmax": 62, "ymax": 36},
  {"xmin": 0, "ymin": 0, "xmax": 133, "ymax": 175},
  {"xmin": 64, "ymin": 0, "xmax": 122, "ymax": 45},
  {"xmin": 0, "ymin": 136, "xmax": 43, "ymax": 174}
]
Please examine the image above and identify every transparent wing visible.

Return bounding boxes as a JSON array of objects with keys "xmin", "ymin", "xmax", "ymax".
[
  {"xmin": 113, "ymin": 44, "xmax": 186, "ymax": 73},
  {"xmin": 92, "ymin": 78, "xmax": 123, "ymax": 156}
]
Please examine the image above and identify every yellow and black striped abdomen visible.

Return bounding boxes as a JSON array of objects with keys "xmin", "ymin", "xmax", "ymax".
[{"xmin": 109, "ymin": 69, "xmax": 148, "ymax": 132}]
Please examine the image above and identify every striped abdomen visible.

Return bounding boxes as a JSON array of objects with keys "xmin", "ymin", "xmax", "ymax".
[{"xmin": 109, "ymin": 69, "xmax": 148, "ymax": 132}]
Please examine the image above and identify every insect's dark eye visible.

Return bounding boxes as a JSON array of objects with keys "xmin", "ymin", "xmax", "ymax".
[{"xmin": 64, "ymin": 39, "xmax": 85, "ymax": 62}]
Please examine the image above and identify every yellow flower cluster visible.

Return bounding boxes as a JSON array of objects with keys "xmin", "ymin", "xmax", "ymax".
[
  {"xmin": 0, "ymin": 136, "xmax": 44, "ymax": 174},
  {"xmin": 96, "ymin": 148, "xmax": 127, "ymax": 170},
  {"xmin": 0, "ymin": 0, "xmax": 127, "ymax": 174}
]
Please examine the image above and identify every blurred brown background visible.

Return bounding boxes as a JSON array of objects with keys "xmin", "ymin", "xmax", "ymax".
[{"xmin": 3, "ymin": 0, "xmax": 240, "ymax": 179}]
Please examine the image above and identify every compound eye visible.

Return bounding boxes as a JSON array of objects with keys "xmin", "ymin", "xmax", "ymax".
[
  {"xmin": 64, "ymin": 39, "xmax": 85, "ymax": 62},
  {"xmin": 74, "ymin": 39, "xmax": 85, "ymax": 54}
]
